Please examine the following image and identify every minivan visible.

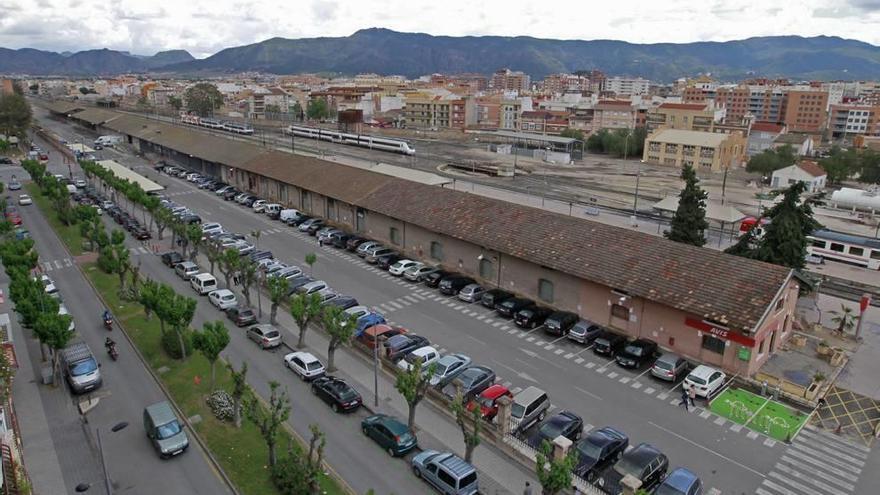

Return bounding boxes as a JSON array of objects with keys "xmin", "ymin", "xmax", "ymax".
[
  {"xmin": 510, "ymin": 386, "xmax": 550, "ymax": 432},
  {"xmin": 174, "ymin": 261, "xmax": 199, "ymax": 280},
  {"xmin": 144, "ymin": 401, "xmax": 189, "ymax": 458},
  {"xmin": 593, "ymin": 331, "xmax": 628, "ymax": 357},
  {"xmin": 190, "ymin": 273, "xmax": 218, "ymax": 295},
  {"xmin": 543, "ymin": 311, "xmax": 579, "ymax": 336},
  {"xmin": 412, "ymin": 450, "xmax": 479, "ymax": 495}
]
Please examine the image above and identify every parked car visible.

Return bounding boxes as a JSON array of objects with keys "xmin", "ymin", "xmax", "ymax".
[
  {"xmin": 567, "ymin": 320, "xmax": 603, "ymax": 345},
  {"xmin": 384, "ymin": 334, "xmax": 430, "ymax": 362},
  {"xmin": 651, "ymin": 354, "xmax": 689, "ymax": 382},
  {"xmin": 323, "ymin": 294, "xmax": 358, "ymax": 310},
  {"xmin": 295, "ymin": 280, "xmax": 328, "ymax": 295},
  {"xmin": 480, "ymin": 288, "xmax": 513, "ymax": 309},
  {"xmin": 510, "ymin": 387, "xmax": 551, "ymax": 432},
  {"xmin": 345, "ymin": 305, "xmax": 371, "ymax": 320},
  {"xmin": 543, "ymin": 311, "xmax": 579, "ymax": 336},
  {"xmin": 248, "ymin": 250, "xmax": 273, "ymax": 262},
  {"xmin": 365, "ymin": 247, "xmax": 396, "ymax": 264},
  {"xmin": 330, "ymin": 232, "xmax": 353, "ymax": 249},
  {"xmin": 442, "ymin": 366, "xmax": 495, "ymax": 402},
  {"xmin": 429, "ymin": 353, "xmax": 472, "ymax": 388},
  {"xmin": 297, "ymin": 218, "xmax": 323, "ymax": 233},
  {"xmin": 396, "ymin": 346, "xmax": 440, "ymax": 373},
  {"xmin": 530, "ymin": 411, "xmax": 584, "ymax": 448},
  {"xmin": 226, "ymin": 306, "xmax": 258, "ymax": 327},
  {"xmin": 411, "ymin": 450, "xmax": 479, "ymax": 495},
  {"xmin": 468, "ymin": 384, "xmax": 512, "ymax": 421},
  {"xmin": 174, "ymin": 261, "xmax": 200, "ymax": 280},
  {"xmin": 246, "ymin": 324, "xmax": 282, "ymax": 349},
  {"xmin": 161, "ymin": 251, "xmax": 184, "ymax": 267},
  {"xmin": 305, "ymin": 220, "xmax": 327, "ymax": 236},
  {"xmin": 376, "ymin": 253, "xmax": 403, "ymax": 270},
  {"xmin": 354, "ymin": 312, "xmax": 386, "ymax": 337},
  {"xmin": 208, "ymin": 289, "xmax": 238, "ymax": 310},
  {"xmin": 357, "ymin": 241, "xmax": 383, "ymax": 258},
  {"xmin": 358, "ymin": 324, "xmax": 407, "ymax": 350},
  {"xmin": 286, "ymin": 276, "xmax": 316, "ymax": 296},
  {"xmin": 593, "ymin": 331, "xmax": 628, "ymax": 357},
  {"xmin": 683, "ymin": 365, "xmax": 726, "ymax": 398},
  {"xmin": 423, "ymin": 269, "xmax": 452, "ymax": 288},
  {"xmin": 389, "ymin": 259, "xmax": 421, "ymax": 276},
  {"xmin": 404, "ymin": 264, "xmax": 438, "ymax": 282},
  {"xmin": 495, "ymin": 297, "xmax": 534, "ymax": 318},
  {"xmin": 655, "ymin": 467, "xmax": 703, "ymax": 495},
  {"xmin": 345, "ymin": 235, "xmax": 370, "ymax": 251},
  {"xmin": 311, "ymin": 376, "xmax": 362, "ymax": 413},
  {"xmin": 458, "ymin": 284, "xmax": 486, "ymax": 303},
  {"xmin": 17, "ymin": 194, "xmax": 32, "ymax": 206},
  {"xmin": 439, "ymin": 275, "xmax": 475, "ymax": 296},
  {"xmin": 573, "ymin": 427, "xmax": 630, "ymax": 483},
  {"xmin": 283, "ymin": 351, "xmax": 325, "ymax": 381},
  {"xmin": 615, "ymin": 337, "xmax": 658, "ymax": 368},
  {"xmin": 361, "ymin": 413, "xmax": 417, "ymax": 456},
  {"xmin": 514, "ymin": 306, "xmax": 553, "ymax": 329},
  {"xmin": 599, "ymin": 443, "xmax": 669, "ymax": 495},
  {"xmin": 132, "ymin": 226, "xmax": 152, "ymax": 240}
]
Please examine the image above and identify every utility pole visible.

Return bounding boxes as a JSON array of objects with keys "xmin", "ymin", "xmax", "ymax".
[{"xmin": 373, "ymin": 340, "xmax": 379, "ymax": 408}]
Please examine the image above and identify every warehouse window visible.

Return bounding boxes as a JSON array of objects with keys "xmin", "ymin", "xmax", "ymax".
[
  {"xmin": 611, "ymin": 304, "xmax": 629, "ymax": 320},
  {"xmin": 538, "ymin": 279, "xmax": 554, "ymax": 303},
  {"xmin": 479, "ymin": 258, "xmax": 493, "ymax": 279},
  {"xmin": 701, "ymin": 335, "xmax": 725, "ymax": 354},
  {"xmin": 430, "ymin": 241, "xmax": 443, "ymax": 261},
  {"xmin": 389, "ymin": 227, "xmax": 401, "ymax": 245}
]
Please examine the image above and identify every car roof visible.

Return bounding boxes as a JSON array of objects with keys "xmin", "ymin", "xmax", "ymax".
[
  {"xmin": 689, "ymin": 364, "xmax": 720, "ymax": 379},
  {"xmin": 663, "ymin": 467, "xmax": 700, "ymax": 490},
  {"xmin": 436, "ymin": 452, "xmax": 476, "ymax": 476},
  {"xmin": 514, "ymin": 385, "xmax": 546, "ymax": 403},
  {"xmin": 212, "ymin": 289, "xmax": 233, "ymax": 296},
  {"xmin": 655, "ymin": 353, "xmax": 684, "ymax": 365},
  {"xmin": 290, "ymin": 351, "xmax": 320, "ymax": 363},
  {"xmin": 481, "ymin": 384, "xmax": 510, "ymax": 399},
  {"xmin": 626, "ymin": 443, "xmax": 663, "ymax": 464}
]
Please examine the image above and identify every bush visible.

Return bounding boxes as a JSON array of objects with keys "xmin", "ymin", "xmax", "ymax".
[
  {"xmin": 206, "ymin": 390, "xmax": 234, "ymax": 421},
  {"xmin": 161, "ymin": 328, "xmax": 193, "ymax": 359},
  {"xmin": 271, "ymin": 455, "xmax": 310, "ymax": 494}
]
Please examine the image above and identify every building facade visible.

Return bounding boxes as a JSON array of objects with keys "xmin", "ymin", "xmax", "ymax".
[
  {"xmin": 604, "ymin": 77, "xmax": 650, "ymax": 96},
  {"xmin": 490, "ymin": 68, "xmax": 531, "ymax": 93},
  {"xmin": 771, "ymin": 162, "xmax": 827, "ymax": 192},
  {"xmin": 645, "ymin": 103, "xmax": 718, "ymax": 133},
  {"xmin": 747, "ymin": 122, "xmax": 786, "ymax": 156},
  {"xmin": 592, "ymin": 100, "xmax": 637, "ymax": 130},
  {"xmin": 827, "ymin": 103, "xmax": 880, "ymax": 140},
  {"xmin": 643, "ymin": 128, "xmax": 746, "ymax": 172}
]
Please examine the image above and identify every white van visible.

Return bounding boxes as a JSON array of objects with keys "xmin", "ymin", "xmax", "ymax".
[
  {"xmin": 94, "ymin": 135, "xmax": 122, "ymax": 147},
  {"xmin": 279, "ymin": 209, "xmax": 302, "ymax": 222},
  {"xmin": 190, "ymin": 273, "xmax": 217, "ymax": 295},
  {"xmin": 264, "ymin": 204, "xmax": 282, "ymax": 216}
]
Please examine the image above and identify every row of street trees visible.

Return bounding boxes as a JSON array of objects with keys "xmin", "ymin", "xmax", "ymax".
[
  {"xmin": 0, "ymin": 87, "xmax": 32, "ymax": 140},
  {"xmin": 748, "ymin": 144, "xmax": 880, "ymax": 186},
  {"xmin": 585, "ymin": 127, "xmax": 648, "ymax": 158}
]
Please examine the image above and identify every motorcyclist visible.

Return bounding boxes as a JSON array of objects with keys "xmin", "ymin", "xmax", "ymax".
[
  {"xmin": 103, "ymin": 309, "xmax": 112, "ymax": 322},
  {"xmin": 105, "ymin": 336, "xmax": 116, "ymax": 351}
]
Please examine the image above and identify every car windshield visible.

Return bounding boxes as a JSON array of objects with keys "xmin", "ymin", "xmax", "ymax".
[
  {"xmin": 625, "ymin": 345, "xmax": 645, "ymax": 356},
  {"xmin": 71, "ymin": 358, "xmax": 98, "ymax": 376},
  {"xmin": 654, "ymin": 484, "xmax": 688, "ymax": 495},
  {"xmin": 477, "ymin": 395, "xmax": 496, "ymax": 408},
  {"xmin": 265, "ymin": 331, "xmax": 280, "ymax": 338},
  {"xmin": 336, "ymin": 386, "xmax": 358, "ymax": 402},
  {"xmin": 688, "ymin": 375, "xmax": 707, "ymax": 386},
  {"xmin": 577, "ymin": 438, "xmax": 603, "ymax": 459},
  {"xmin": 654, "ymin": 360, "xmax": 672, "ymax": 371},
  {"xmin": 511, "ymin": 403, "xmax": 526, "ymax": 418},
  {"xmin": 405, "ymin": 352, "xmax": 427, "ymax": 365},
  {"xmin": 306, "ymin": 362, "xmax": 323, "ymax": 371},
  {"xmin": 539, "ymin": 420, "xmax": 565, "ymax": 439},
  {"xmin": 614, "ymin": 456, "xmax": 645, "ymax": 478},
  {"xmin": 157, "ymin": 419, "xmax": 182, "ymax": 440}
]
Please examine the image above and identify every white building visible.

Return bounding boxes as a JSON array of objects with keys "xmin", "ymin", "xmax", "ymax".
[
  {"xmin": 604, "ymin": 77, "xmax": 651, "ymax": 96},
  {"xmin": 771, "ymin": 162, "xmax": 827, "ymax": 193}
]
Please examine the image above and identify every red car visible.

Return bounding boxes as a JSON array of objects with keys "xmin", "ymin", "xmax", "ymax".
[
  {"xmin": 38, "ymin": 152, "xmax": 49, "ymax": 161},
  {"xmin": 5, "ymin": 209, "xmax": 22, "ymax": 226},
  {"xmin": 358, "ymin": 324, "xmax": 408, "ymax": 350},
  {"xmin": 467, "ymin": 384, "xmax": 513, "ymax": 421}
]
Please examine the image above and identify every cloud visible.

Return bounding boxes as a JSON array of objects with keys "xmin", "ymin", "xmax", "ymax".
[
  {"xmin": 847, "ymin": 0, "xmax": 880, "ymax": 11},
  {"xmin": 311, "ymin": 0, "xmax": 338, "ymax": 22}
]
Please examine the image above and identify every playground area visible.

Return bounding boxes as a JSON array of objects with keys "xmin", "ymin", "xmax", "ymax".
[{"xmin": 709, "ymin": 387, "xmax": 810, "ymax": 442}]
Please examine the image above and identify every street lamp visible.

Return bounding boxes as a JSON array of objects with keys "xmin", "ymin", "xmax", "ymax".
[
  {"xmin": 373, "ymin": 337, "xmax": 380, "ymax": 408},
  {"xmin": 76, "ymin": 421, "xmax": 129, "ymax": 494}
]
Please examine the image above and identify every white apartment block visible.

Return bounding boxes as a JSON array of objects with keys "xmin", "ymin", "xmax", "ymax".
[{"xmin": 604, "ymin": 77, "xmax": 651, "ymax": 96}]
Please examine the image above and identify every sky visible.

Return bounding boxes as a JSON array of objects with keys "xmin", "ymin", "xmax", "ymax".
[{"xmin": 1, "ymin": 0, "xmax": 879, "ymax": 58}]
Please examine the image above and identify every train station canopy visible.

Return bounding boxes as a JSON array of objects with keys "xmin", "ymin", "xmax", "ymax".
[
  {"xmin": 652, "ymin": 197, "xmax": 747, "ymax": 224},
  {"xmin": 95, "ymin": 160, "xmax": 164, "ymax": 193}
]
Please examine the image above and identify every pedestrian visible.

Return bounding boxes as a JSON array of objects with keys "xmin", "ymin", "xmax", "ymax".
[
  {"xmin": 318, "ymin": 237, "xmax": 324, "ymax": 247},
  {"xmin": 688, "ymin": 386, "xmax": 697, "ymax": 407},
  {"xmin": 679, "ymin": 387, "xmax": 690, "ymax": 412},
  {"xmin": 523, "ymin": 481, "xmax": 532, "ymax": 495}
]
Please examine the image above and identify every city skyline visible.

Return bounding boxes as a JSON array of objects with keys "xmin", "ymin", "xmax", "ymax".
[{"xmin": 1, "ymin": 0, "xmax": 879, "ymax": 58}]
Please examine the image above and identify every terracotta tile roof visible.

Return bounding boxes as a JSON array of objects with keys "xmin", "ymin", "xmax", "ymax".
[
  {"xmin": 360, "ymin": 181, "xmax": 792, "ymax": 331},
  {"xmin": 657, "ymin": 103, "xmax": 708, "ymax": 111},
  {"xmin": 751, "ymin": 122, "xmax": 785, "ymax": 133},
  {"xmin": 797, "ymin": 160, "xmax": 826, "ymax": 178},
  {"xmin": 596, "ymin": 100, "xmax": 633, "ymax": 106}
]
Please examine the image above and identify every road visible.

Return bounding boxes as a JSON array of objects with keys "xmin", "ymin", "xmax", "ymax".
[
  {"xmin": 35, "ymin": 112, "xmax": 877, "ymax": 495},
  {"xmin": 5, "ymin": 165, "xmax": 232, "ymax": 493}
]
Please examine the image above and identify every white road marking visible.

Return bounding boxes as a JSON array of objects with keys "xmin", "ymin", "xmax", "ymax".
[
  {"xmin": 631, "ymin": 382, "xmax": 642, "ymax": 389},
  {"xmin": 607, "ymin": 371, "xmax": 619, "ymax": 379},
  {"xmin": 649, "ymin": 421, "xmax": 766, "ymax": 478},
  {"xmin": 54, "ymin": 260, "xmax": 63, "ymax": 268},
  {"xmin": 700, "ymin": 410, "xmax": 712, "ymax": 419},
  {"xmin": 778, "ymin": 456, "xmax": 855, "ymax": 490},
  {"xmin": 619, "ymin": 377, "xmax": 630, "ymax": 384},
  {"xmin": 730, "ymin": 424, "xmax": 743, "ymax": 433},
  {"xmin": 574, "ymin": 386, "xmax": 602, "ymax": 401},
  {"xmin": 713, "ymin": 416, "xmax": 726, "ymax": 426},
  {"xmin": 770, "ymin": 464, "xmax": 848, "ymax": 495}
]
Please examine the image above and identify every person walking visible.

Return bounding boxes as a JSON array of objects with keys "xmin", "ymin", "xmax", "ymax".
[
  {"xmin": 688, "ymin": 386, "xmax": 697, "ymax": 407},
  {"xmin": 679, "ymin": 387, "xmax": 690, "ymax": 412},
  {"xmin": 523, "ymin": 481, "xmax": 533, "ymax": 495}
]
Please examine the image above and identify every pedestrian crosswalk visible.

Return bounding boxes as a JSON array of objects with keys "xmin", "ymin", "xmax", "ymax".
[
  {"xmin": 39, "ymin": 258, "xmax": 73, "ymax": 272},
  {"xmin": 757, "ymin": 424, "xmax": 868, "ymax": 495}
]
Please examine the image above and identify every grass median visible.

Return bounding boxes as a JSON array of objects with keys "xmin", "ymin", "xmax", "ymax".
[
  {"xmin": 24, "ymin": 182, "xmax": 83, "ymax": 256},
  {"xmin": 31, "ymin": 187, "xmax": 346, "ymax": 495}
]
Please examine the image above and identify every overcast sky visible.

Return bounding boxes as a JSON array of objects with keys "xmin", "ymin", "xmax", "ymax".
[{"xmin": 1, "ymin": 0, "xmax": 878, "ymax": 58}]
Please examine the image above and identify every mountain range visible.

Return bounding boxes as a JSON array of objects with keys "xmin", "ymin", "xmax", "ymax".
[{"xmin": 3, "ymin": 28, "xmax": 880, "ymax": 81}]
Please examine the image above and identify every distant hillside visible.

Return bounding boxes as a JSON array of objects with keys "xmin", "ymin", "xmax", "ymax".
[
  {"xmin": 3, "ymin": 29, "xmax": 880, "ymax": 80},
  {"xmin": 164, "ymin": 28, "xmax": 880, "ymax": 81},
  {"xmin": 0, "ymin": 48, "xmax": 195, "ymax": 75}
]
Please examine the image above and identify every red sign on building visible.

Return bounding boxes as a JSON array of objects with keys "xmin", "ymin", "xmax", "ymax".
[{"xmin": 685, "ymin": 318, "xmax": 756, "ymax": 348}]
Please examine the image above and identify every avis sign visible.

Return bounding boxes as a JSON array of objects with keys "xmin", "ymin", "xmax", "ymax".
[{"xmin": 685, "ymin": 318, "xmax": 756, "ymax": 348}]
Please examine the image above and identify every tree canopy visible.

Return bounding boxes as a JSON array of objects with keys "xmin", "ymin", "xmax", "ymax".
[
  {"xmin": 184, "ymin": 83, "xmax": 223, "ymax": 117},
  {"xmin": 0, "ymin": 92, "xmax": 32, "ymax": 139},
  {"xmin": 585, "ymin": 127, "xmax": 647, "ymax": 158},
  {"xmin": 665, "ymin": 164, "xmax": 709, "ymax": 247},
  {"xmin": 746, "ymin": 145, "xmax": 796, "ymax": 177}
]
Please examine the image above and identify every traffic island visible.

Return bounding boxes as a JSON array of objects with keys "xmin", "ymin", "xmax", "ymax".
[{"xmin": 709, "ymin": 387, "xmax": 809, "ymax": 442}]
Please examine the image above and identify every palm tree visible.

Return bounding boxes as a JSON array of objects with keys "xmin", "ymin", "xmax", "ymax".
[{"xmin": 830, "ymin": 304, "xmax": 859, "ymax": 335}]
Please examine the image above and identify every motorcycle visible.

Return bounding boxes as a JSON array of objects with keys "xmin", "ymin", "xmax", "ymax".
[
  {"xmin": 106, "ymin": 343, "xmax": 118, "ymax": 361},
  {"xmin": 104, "ymin": 317, "xmax": 113, "ymax": 331}
]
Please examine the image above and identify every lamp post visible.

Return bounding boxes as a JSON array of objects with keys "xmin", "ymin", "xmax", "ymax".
[
  {"xmin": 373, "ymin": 338, "xmax": 379, "ymax": 408},
  {"xmin": 76, "ymin": 421, "xmax": 129, "ymax": 495}
]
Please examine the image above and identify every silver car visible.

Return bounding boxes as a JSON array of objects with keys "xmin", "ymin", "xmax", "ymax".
[
  {"xmin": 650, "ymin": 353, "xmax": 689, "ymax": 381},
  {"xmin": 404, "ymin": 265, "xmax": 439, "ymax": 282},
  {"xmin": 247, "ymin": 324, "xmax": 282, "ymax": 349},
  {"xmin": 457, "ymin": 284, "xmax": 486, "ymax": 303},
  {"xmin": 430, "ymin": 353, "xmax": 472, "ymax": 388}
]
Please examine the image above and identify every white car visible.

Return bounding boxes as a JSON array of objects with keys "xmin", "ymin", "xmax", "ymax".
[
  {"xmin": 389, "ymin": 260, "xmax": 421, "ymax": 277},
  {"xmin": 201, "ymin": 222, "xmax": 223, "ymax": 236},
  {"xmin": 396, "ymin": 346, "xmax": 440, "ymax": 372},
  {"xmin": 17, "ymin": 194, "xmax": 32, "ymax": 206},
  {"xmin": 58, "ymin": 304, "xmax": 76, "ymax": 331},
  {"xmin": 345, "ymin": 305, "xmax": 371, "ymax": 320},
  {"xmin": 404, "ymin": 265, "xmax": 438, "ymax": 282},
  {"xmin": 284, "ymin": 351, "xmax": 325, "ymax": 381},
  {"xmin": 683, "ymin": 365, "xmax": 727, "ymax": 398},
  {"xmin": 39, "ymin": 274, "xmax": 60, "ymax": 298},
  {"xmin": 74, "ymin": 179, "xmax": 87, "ymax": 188},
  {"xmin": 252, "ymin": 200, "xmax": 267, "ymax": 213},
  {"xmin": 208, "ymin": 289, "xmax": 238, "ymax": 310},
  {"xmin": 296, "ymin": 280, "xmax": 327, "ymax": 295}
]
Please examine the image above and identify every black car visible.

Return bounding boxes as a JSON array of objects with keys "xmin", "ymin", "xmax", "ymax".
[
  {"xmin": 481, "ymin": 288, "xmax": 513, "ymax": 309},
  {"xmin": 322, "ymin": 295, "xmax": 359, "ymax": 310},
  {"xmin": 132, "ymin": 226, "xmax": 152, "ymax": 240},
  {"xmin": 223, "ymin": 189, "xmax": 240, "ymax": 200},
  {"xmin": 242, "ymin": 196, "xmax": 258, "ymax": 207},
  {"xmin": 331, "ymin": 233, "xmax": 353, "ymax": 249},
  {"xmin": 574, "ymin": 427, "xmax": 629, "ymax": 483},
  {"xmin": 442, "ymin": 365, "xmax": 496, "ymax": 402},
  {"xmin": 438, "ymin": 275, "xmax": 475, "ymax": 296},
  {"xmin": 593, "ymin": 331, "xmax": 628, "ymax": 357},
  {"xmin": 287, "ymin": 214, "xmax": 312, "ymax": 227},
  {"xmin": 599, "ymin": 443, "xmax": 669, "ymax": 495},
  {"xmin": 384, "ymin": 334, "xmax": 430, "ymax": 362},
  {"xmin": 376, "ymin": 253, "xmax": 402, "ymax": 270},
  {"xmin": 161, "ymin": 251, "xmax": 184, "ymax": 267},
  {"xmin": 310, "ymin": 376, "xmax": 362, "ymax": 413},
  {"xmin": 423, "ymin": 270, "xmax": 452, "ymax": 289},
  {"xmin": 226, "ymin": 306, "xmax": 258, "ymax": 327},
  {"xmin": 181, "ymin": 213, "xmax": 202, "ymax": 224},
  {"xmin": 496, "ymin": 297, "xmax": 534, "ymax": 318},
  {"xmin": 514, "ymin": 306, "xmax": 554, "ymax": 329},
  {"xmin": 248, "ymin": 250, "xmax": 273, "ymax": 262},
  {"xmin": 543, "ymin": 311, "xmax": 579, "ymax": 336},
  {"xmin": 616, "ymin": 339, "xmax": 659, "ymax": 369},
  {"xmin": 345, "ymin": 236, "xmax": 369, "ymax": 251},
  {"xmin": 0, "ymin": 156, "xmax": 14, "ymax": 165},
  {"xmin": 212, "ymin": 182, "xmax": 228, "ymax": 192},
  {"xmin": 530, "ymin": 411, "xmax": 584, "ymax": 448}
]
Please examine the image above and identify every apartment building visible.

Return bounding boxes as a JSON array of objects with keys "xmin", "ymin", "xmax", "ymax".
[
  {"xmin": 402, "ymin": 92, "xmax": 476, "ymax": 130},
  {"xmin": 645, "ymin": 103, "xmax": 719, "ymax": 133},
  {"xmin": 593, "ymin": 100, "xmax": 638, "ymax": 130},
  {"xmin": 490, "ymin": 68, "xmax": 531, "ymax": 93},
  {"xmin": 747, "ymin": 122, "xmax": 786, "ymax": 156},
  {"xmin": 643, "ymin": 129, "xmax": 747, "ymax": 172},
  {"xmin": 519, "ymin": 110, "xmax": 570, "ymax": 134},
  {"xmin": 782, "ymin": 90, "xmax": 828, "ymax": 133},
  {"xmin": 542, "ymin": 73, "xmax": 588, "ymax": 94},
  {"xmin": 604, "ymin": 77, "xmax": 651, "ymax": 96},
  {"xmin": 827, "ymin": 103, "xmax": 880, "ymax": 139}
]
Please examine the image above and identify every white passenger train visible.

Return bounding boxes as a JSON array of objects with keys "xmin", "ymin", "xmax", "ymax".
[
  {"xmin": 807, "ymin": 229, "xmax": 880, "ymax": 270},
  {"xmin": 284, "ymin": 125, "xmax": 415, "ymax": 155},
  {"xmin": 178, "ymin": 113, "xmax": 253, "ymax": 134}
]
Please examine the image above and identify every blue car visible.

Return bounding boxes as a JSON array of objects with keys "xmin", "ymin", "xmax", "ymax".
[
  {"xmin": 354, "ymin": 312, "xmax": 386, "ymax": 337},
  {"xmin": 654, "ymin": 467, "xmax": 702, "ymax": 495}
]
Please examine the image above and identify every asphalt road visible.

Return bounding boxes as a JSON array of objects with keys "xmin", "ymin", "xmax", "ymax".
[
  {"xmin": 8, "ymin": 170, "xmax": 232, "ymax": 493},
  {"xmin": 34, "ymin": 113, "xmax": 877, "ymax": 495}
]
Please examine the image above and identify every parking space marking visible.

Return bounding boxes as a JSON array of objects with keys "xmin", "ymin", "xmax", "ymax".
[
  {"xmin": 747, "ymin": 431, "xmax": 759, "ymax": 440},
  {"xmin": 509, "ymin": 329, "xmax": 519, "ymax": 335},
  {"xmin": 573, "ymin": 344, "xmax": 594, "ymax": 356},
  {"xmin": 730, "ymin": 423, "xmax": 743, "ymax": 432},
  {"xmin": 564, "ymin": 353, "xmax": 575, "ymax": 359},
  {"xmin": 575, "ymin": 358, "xmax": 585, "ymax": 364},
  {"xmin": 544, "ymin": 343, "xmax": 555, "ymax": 350},
  {"xmin": 585, "ymin": 361, "xmax": 594, "ymax": 368},
  {"xmin": 713, "ymin": 417, "xmax": 726, "ymax": 426},
  {"xmin": 549, "ymin": 335, "xmax": 568, "ymax": 345},
  {"xmin": 631, "ymin": 382, "xmax": 642, "ymax": 389},
  {"xmin": 492, "ymin": 321, "xmax": 502, "ymax": 327},
  {"xmin": 619, "ymin": 377, "xmax": 631, "ymax": 384},
  {"xmin": 644, "ymin": 387, "xmax": 655, "ymax": 394},
  {"xmin": 699, "ymin": 410, "xmax": 712, "ymax": 419},
  {"xmin": 54, "ymin": 260, "xmax": 63, "ymax": 269},
  {"xmin": 476, "ymin": 315, "xmax": 486, "ymax": 320},
  {"xmin": 607, "ymin": 371, "xmax": 619, "ymax": 379},
  {"xmin": 574, "ymin": 386, "xmax": 602, "ymax": 401},
  {"xmin": 670, "ymin": 398, "xmax": 681, "ymax": 406},
  {"xmin": 657, "ymin": 393, "xmax": 669, "ymax": 400},
  {"xmin": 764, "ymin": 438, "xmax": 777, "ymax": 448},
  {"xmin": 526, "ymin": 336, "xmax": 535, "ymax": 342},
  {"xmin": 554, "ymin": 349, "xmax": 564, "ymax": 355}
]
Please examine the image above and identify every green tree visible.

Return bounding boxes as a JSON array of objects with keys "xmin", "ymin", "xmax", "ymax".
[
  {"xmin": 559, "ymin": 128, "xmax": 585, "ymax": 141},
  {"xmin": 450, "ymin": 393, "xmax": 482, "ymax": 463},
  {"xmin": 78, "ymin": 87, "xmax": 91, "ymax": 95},
  {"xmin": 724, "ymin": 223, "xmax": 761, "ymax": 257},
  {"xmin": 139, "ymin": 279, "xmax": 160, "ymax": 321},
  {"xmin": 819, "ymin": 146, "xmax": 859, "ymax": 185},
  {"xmin": 184, "ymin": 83, "xmax": 223, "ymax": 117},
  {"xmin": 37, "ymin": 312, "xmax": 75, "ymax": 380},
  {"xmin": 267, "ymin": 275, "xmax": 290, "ymax": 325},
  {"xmin": 272, "ymin": 424, "xmax": 326, "ymax": 494},
  {"xmin": 746, "ymin": 145, "xmax": 796, "ymax": 176},
  {"xmin": 290, "ymin": 292, "xmax": 323, "ymax": 348},
  {"xmin": 292, "ymin": 102, "xmax": 304, "ymax": 121},
  {"xmin": 830, "ymin": 304, "xmax": 859, "ymax": 335},
  {"xmin": 306, "ymin": 98, "xmax": 331, "ymax": 121},
  {"xmin": 665, "ymin": 164, "xmax": 709, "ymax": 247},
  {"xmin": 193, "ymin": 320, "xmax": 230, "ymax": 390},
  {"xmin": 185, "ymin": 223, "xmax": 203, "ymax": 262},
  {"xmin": 160, "ymin": 292, "xmax": 197, "ymax": 359},
  {"xmin": 395, "ymin": 357, "xmax": 435, "ymax": 432},
  {"xmin": 153, "ymin": 206, "xmax": 173, "ymax": 240},
  {"xmin": 246, "ymin": 381, "xmax": 291, "ymax": 468},
  {"xmin": 219, "ymin": 248, "xmax": 240, "ymax": 289},
  {"xmin": 304, "ymin": 252, "xmax": 317, "ymax": 276},
  {"xmin": 237, "ymin": 259, "xmax": 258, "ymax": 307},
  {"xmin": 226, "ymin": 360, "xmax": 248, "ymax": 428},
  {"xmin": 265, "ymin": 104, "xmax": 281, "ymax": 114},
  {"xmin": 167, "ymin": 95, "xmax": 183, "ymax": 111},
  {"xmin": 321, "ymin": 306, "xmax": 356, "ymax": 372},
  {"xmin": 751, "ymin": 182, "xmax": 821, "ymax": 270},
  {"xmin": 535, "ymin": 440, "xmax": 578, "ymax": 495},
  {"xmin": 858, "ymin": 150, "xmax": 880, "ymax": 184}
]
